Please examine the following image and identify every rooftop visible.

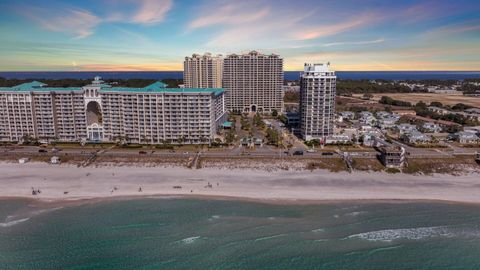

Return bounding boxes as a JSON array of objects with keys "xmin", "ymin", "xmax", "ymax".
[{"xmin": 0, "ymin": 79, "xmax": 223, "ymax": 96}]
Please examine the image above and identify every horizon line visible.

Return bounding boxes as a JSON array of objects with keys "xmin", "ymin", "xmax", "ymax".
[{"xmin": 1, "ymin": 70, "xmax": 480, "ymax": 73}]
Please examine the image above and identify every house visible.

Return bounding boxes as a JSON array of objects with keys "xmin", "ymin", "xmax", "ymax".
[
  {"xmin": 400, "ymin": 131, "xmax": 432, "ymax": 144},
  {"xmin": 339, "ymin": 111, "xmax": 355, "ymax": 121},
  {"xmin": 427, "ymin": 106, "xmax": 450, "ymax": 115},
  {"xmin": 397, "ymin": 123, "xmax": 418, "ymax": 134},
  {"xmin": 362, "ymin": 132, "xmax": 378, "ymax": 147},
  {"xmin": 464, "ymin": 126, "xmax": 480, "ymax": 136},
  {"xmin": 325, "ymin": 134, "xmax": 351, "ymax": 144},
  {"xmin": 448, "ymin": 131, "xmax": 479, "ymax": 144},
  {"xmin": 379, "ymin": 146, "xmax": 406, "ymax": 168},
  {"xmin": 377, "ymin": 115, "xmax": 400, "ymax": 130},
  {"xmin": 392, "ymin": 110, "xmax": 416, "ymax": 116},
  {"xmin": 50, "ymin": 156, "xmax": 61, "ymax": 164},
  {"xmin": 359, "ymin": 111, "xmax": 373, "ymax": 118},
  {"xmin": 376, "ymin": 111, "xmax": 391, "ymax": 119},
  {"xmin": 359, "ymin": 111, "xmax": 376, "ymax": 125},
  {"xmin": 461, "ymin": 108, "xmax": 480, "ymax": 122},
  {"xmin": 427, "ymin": 86, "xmax": 461, "ymax": 94},
  {"xmin": 422, "ymin": 122, "xmax": 442, "ymax": 133}
]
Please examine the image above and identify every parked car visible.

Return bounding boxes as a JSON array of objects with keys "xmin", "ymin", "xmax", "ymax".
[
  {"xmin": 38, "ymin": 149, "xmax": 47, "ymax": 153},
  {"xmin": 321, "ymin": 152, "xmax": 334, "ymax": 156},
  {"xmin": 293, "ymin": 150, "xmax": 304, "ymax": 156},
  {"xmin": 139, "ymin": 151, "xmax": 147, "ymax": 155},
  {"xmin": 306, "ymin": 149, "xmax": 316, "ymax": 153}
]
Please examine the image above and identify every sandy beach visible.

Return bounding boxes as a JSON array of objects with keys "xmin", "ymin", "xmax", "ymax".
[{"xmin": 1, "ymin": 162, "xmax": 480, "ymax": 204}]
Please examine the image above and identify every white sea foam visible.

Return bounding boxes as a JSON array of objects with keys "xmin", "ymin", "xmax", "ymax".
[
  {"xmin": 254, "ymin": 233, "xmax": 287, "ymax": 242},
  {"xmin": 180, "ymin": 236, "xmax": 201, "ymax": 244},
  {"xmin": 345, "ymin": 211, "xmax": 368, "ymax": 217},
  {"xmin": 0, "ymin": 218, "xmax": 30, "ymax": 228},
  {"xmin": 311, "ymin": 228, "xmax": 325, "ymax": 233},
  {"xmin": 348, "ymin": 226, "xmax": 452, "ymax": 242}
]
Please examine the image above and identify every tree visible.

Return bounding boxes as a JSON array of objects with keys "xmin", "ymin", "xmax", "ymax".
[
  {"xmin": 225, "ymin": 131, "xmax": 235, "ymax": 145},
  {"xmin": 277, "ymin": 114, "xmax": 287, "ymax": 125},
  {"xmin": 430, "ymin": 101, "xmax": 443, "ymax": 108},
  {"xmin": 265, "ymin": 128, "xmax": 280, "ymax": 146},
  {"xmin": 271, "ymin": 109, "xmax": 278, "ymax": 117}
]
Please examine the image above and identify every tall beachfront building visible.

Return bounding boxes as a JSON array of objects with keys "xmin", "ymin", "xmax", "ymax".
[
  {"xmin": 0, "ymin": 77, "xmax": 226, "ymax": 144},
  {"xmin": 222, "ymin": 51, "xmax": 283, "ymax": 114},
  {"xmin": 299, "ymin": 63, "xmax": 336, "ymax": 141},
  {"xmin": 183, "ymin": 53, "xmax": 223, "ymax": 88}
]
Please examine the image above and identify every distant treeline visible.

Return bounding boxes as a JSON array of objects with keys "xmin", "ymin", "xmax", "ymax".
[
  {"xmin": 0, "ymin": 77, "xmax": 183, "ymax": 88},
  {"xmin": 379, "ymin": 96, "xmax": 478, "ymax": 126},
  {"xmin": 337, "ymin": 80, "xmax": 411, "ymax": 95}
]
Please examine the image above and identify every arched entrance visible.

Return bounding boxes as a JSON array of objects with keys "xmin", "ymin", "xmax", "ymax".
[
  {"xmin": 86, "ymin": 101, "xmax": 102, "ymax": 125},
  {"xmin": 251, "ymin": 105, "xmax": 257, "ymax": 112},
  {"xmin": 86, "ymin": 101, "xmax": 103, "ymax": 141}
]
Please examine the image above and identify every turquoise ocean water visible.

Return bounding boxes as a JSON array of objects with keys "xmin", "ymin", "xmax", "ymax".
[{"xmin": 1, "ymin": 198, "xmax": 480, "ymax": 269}]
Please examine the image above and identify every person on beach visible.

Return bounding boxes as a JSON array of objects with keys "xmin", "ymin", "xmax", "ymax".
[{"xmin": 138, "ymin": 187, "xmax": 142, "ymax": 192}]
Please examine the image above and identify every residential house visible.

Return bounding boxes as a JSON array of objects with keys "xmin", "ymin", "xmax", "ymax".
[
  {"xmin": 422, "ymin": 122, "xmax": 442, "ymax": 133},
  {"xmin": 397, "ymin": 123, "xmax": 418, "ymax": 135},
  {"xmin": 400, "ymin": 130, "xmax": 432, "ymax": 144},
  {"xmin": 448, "ymin": 131, "xmax": 479, "ymax": 144}
]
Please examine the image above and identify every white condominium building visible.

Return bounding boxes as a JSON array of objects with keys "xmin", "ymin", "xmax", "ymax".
[
  {"xmin": 0, "ymin": 77, "xmax": 226, "ymax": 144},
  {"xmin": 222, "ymin": 51, "xmax": 284, "ymax": 114},
  {"xmin": 299, "ymin": 63, "xmax": 336, "ymax": 141},
  {"xmin": 184, "ymin": 53, "xmax": 223, "ymax": 88}
]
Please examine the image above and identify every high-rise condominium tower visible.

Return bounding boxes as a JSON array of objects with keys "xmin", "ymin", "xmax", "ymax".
[
  {"xmin": 222, "ymin": 51, "xmax": 283, "ymax": 114},
  {"xmin": 299, "ymin": 63, "xmax": 336, "ymax": 141},
  {"xmin": 183, "ymin": 53, "xmax": 223, "ymax": 88}
]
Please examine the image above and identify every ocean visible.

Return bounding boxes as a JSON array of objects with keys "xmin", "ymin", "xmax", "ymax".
[
  {"xmin": 1, "ymin": 71, "xmax": 480, "ymax": 81},
  {"xmin": 1, "ymin": 198, "xmax": 480, "ymax": 269}
]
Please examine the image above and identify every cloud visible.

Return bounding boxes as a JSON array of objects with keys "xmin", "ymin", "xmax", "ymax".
[
  {"xmin": 188, "ymin": 2, "xmax": 269, "ymax": 30},
  {"xmin": 425, "ymin": 20, "xmax": 480, "ymax": 37},
  {"xmin": 18, "ymin": 6, "xmax": 100, "ymax": 39},
  {"xmin": 79, "ymin": 62, "xmax": 181, "ymax": 71},
  {"xmin": 322, "ymin": 38, "xmax": 385, "ymax": 47},
  {"xmin": 132, "ymin": 0, "xmax": 173, "ymax": 25},
  {"xmin": 293, "ymin": 14, "xmax": 377, "ymax": 40},
  {"xmin": 15, "ymin": 0, "xmax": 173, "ymax": 39}
]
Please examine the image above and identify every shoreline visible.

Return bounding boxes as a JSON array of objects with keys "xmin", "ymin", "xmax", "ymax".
[{"xmin": 1, "ymin": 162, "xmax": 480, "ymax": 205}]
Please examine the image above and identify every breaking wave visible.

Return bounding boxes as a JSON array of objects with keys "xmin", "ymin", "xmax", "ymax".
[
  {"xmin": 179, "ymin": 236, "xmax": 201, "ymax": 244},
  {"xmin": 348, "ymin": 226, "xmax": 452, "ymax": 242},
  {"xmin": 0, "ymin": 218, "xmax": 30, "ymax": 228}
]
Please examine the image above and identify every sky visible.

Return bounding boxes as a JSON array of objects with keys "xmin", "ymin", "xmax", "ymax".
[{"xmin": 0, "ymin": 0, "xmax": 479, "ymax": 71}]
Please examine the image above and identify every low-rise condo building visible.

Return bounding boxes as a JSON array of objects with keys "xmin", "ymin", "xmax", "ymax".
[{"xmin": 0, "ymin": 77, "xmax": 226, "ymax": 144}]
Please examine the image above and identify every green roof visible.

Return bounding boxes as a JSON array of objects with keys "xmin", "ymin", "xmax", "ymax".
[
  {"xmin": 0, "ymin": 80, "xmax": 223, "ymax": 96},
  {"xmin": 102, "ymin": 82, "xmax": 224, "ymax": 96}
]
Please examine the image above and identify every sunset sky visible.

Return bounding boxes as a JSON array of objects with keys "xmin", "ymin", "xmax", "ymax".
[{"xmin": 0, "ymin": 0, "xmax": 479, "ymax": 71}]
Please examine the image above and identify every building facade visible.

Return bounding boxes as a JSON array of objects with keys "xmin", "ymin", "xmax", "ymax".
[
  {"xmin": 299, "ymin": 63, "xmax": 336, "ymax": 141},
  {"xmin": 222, "ymin": 51, "xmax": 283, "ymax": 114},
  {"xmin": 183, "ymin": 53, "xmax": 223, "ymax": 88},
  {"xmin": 0, "ymin": 77, "xmax": 226, "ymax": 144}
]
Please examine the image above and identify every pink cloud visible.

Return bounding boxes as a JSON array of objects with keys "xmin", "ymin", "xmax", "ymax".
[
  {"xmin": 132, "ymin": 0, "xmax": 173, "ymax": 25},
  {"xmin": 188, "ymin": 2, "xmax": 269, "ymax": 30},
  {"xmin": 18, "ymin": 6, "xmax": 100, "ymax": 39}
]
